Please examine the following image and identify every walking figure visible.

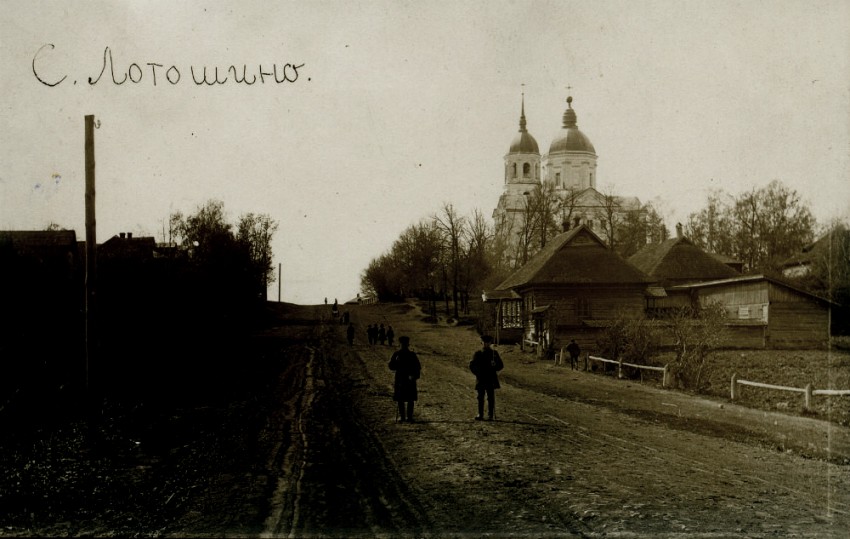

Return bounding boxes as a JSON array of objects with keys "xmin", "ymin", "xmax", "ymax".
[
  {"xmin": 388, "ymin": 336, "xmax": 421, "ymax": 423},
  {"xmin": 566, "ymin": 339, "xmax": 581, "ymax": 370},
  {"xmin": 469, "ymin": 335, "xmax": 503, "ymax": 421},
  {"xmin": 378, "ymin": 323, "xmax": 387, "ymax": 345},
  {"xmin": 346, "ymin": 323, "xmax": 355, "ymax": 345},
  {"xmin": 386, "ymin": 325, "xmax": 395, "ymax": 347}
]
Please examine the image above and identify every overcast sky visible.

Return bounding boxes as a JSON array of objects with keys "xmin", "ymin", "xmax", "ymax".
[{"xmin": 2, "ymin": 1, "xmax": 848, "ymax": 304}]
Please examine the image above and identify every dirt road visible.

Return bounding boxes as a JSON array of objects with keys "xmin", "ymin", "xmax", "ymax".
[
  {"xmin": 262, "ymin": 302, "xmax": 850, "ymax": 537},
  {"xmin": 3, "ymin": 301, "xmax": 848, "ymax": 537}
]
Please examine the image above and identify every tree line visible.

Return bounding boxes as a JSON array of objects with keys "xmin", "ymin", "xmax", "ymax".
[{"xmin": 361, "ymin": 180, "xmax": 840, "ymax": 312}]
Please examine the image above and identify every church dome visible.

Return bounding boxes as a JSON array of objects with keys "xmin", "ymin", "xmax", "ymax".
[
  {"xmin": 510, "ymin": 131, "xmax": 539, "ymax": 154},
  {"xmin": 508, "ymin": 96, "xmax": 539, "ymax": 154},
  {"xmin": 549, "ymin": 96, "xmax": 595, "ymax": 154}
]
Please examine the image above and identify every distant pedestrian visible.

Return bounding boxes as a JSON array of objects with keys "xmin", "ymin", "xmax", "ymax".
[
  {"xmin": 366, "ymin": 324, "xmax": 375, "ymax": 345},
  {"xmin": 386, "ymin": 325, "xmax": 395, "ymax": 347},
  {"xmin": 469, "ymin": 335, "xmax": 504, "ymax": 421},
  {"xmin": 378, "ymin": 324, "xmax": 387, "ymax": 345},
  {"xmin": 566, "ymin": 339, "xmax": 581, "ymax": 370},
  {"xmin": 346, "ymin": 323, "xmax": 355, "ymax": 345},
  {"xmin": 388, "ymin": 336, "xmax": 421, "ymax": 423}
]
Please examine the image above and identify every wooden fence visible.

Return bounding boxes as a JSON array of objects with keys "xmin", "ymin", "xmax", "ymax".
[
  {"xmin": 588, "ymin": 355, "xmax": 670, "ymax": 388},
  {"xmin": 730, "ymin": 373, "xmax": 850, "ymax": 410}
]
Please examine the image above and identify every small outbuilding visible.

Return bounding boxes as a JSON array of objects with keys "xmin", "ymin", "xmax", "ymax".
[{"xmin": 670, "ymin": 274, "xmax": 834, "ymax": 349}]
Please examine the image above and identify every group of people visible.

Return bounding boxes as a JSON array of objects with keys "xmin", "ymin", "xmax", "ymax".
[
  {"xmin": 366, "ymin": 323, "xmax": 394, "ymax": 346},
  {"xmin": 388, "ymin": 334, "xmax": 504, "ymax": 423}
]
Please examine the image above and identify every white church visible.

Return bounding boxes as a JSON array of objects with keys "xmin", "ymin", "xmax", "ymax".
[{"xmin": 492, "ymin": 93, "xmax": 642, "ymax": 250}]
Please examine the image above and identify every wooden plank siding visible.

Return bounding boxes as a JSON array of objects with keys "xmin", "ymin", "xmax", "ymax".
[
  {"xmin": 768, "ymin": 303, "xmax": 829, "ymax": 348},
  {"xmin": 521, "ymin": 286, "xmax": 646, "ymax": 350}
]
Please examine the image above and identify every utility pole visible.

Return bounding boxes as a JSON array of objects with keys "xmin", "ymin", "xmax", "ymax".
[
  {"xmin": 278, "ymin": 263, "xmax": 281, "ymax": 302},
  {"xmin": 84, "ymin": 115, "xmax": 97, "ymax": 392}
]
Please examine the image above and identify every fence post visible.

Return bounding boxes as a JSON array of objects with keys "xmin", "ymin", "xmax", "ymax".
[
  {"xmin": 804, "ymin": 383, "xmax": 812, "ymax": 410},
  {"xmin": 617, "ymin": 356, "xmax": 623, "ymax": 379},
  {"xmin": 731, "ymin": 373, "xmax": 738, "ymax": 401},
  {"xmin": 662, "ymin": 364, "xmax": 669, "ymax": 388}
]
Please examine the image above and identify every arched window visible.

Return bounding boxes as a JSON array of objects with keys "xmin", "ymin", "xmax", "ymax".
[
  {"xmin": 523, "ymin": 163, "xmax": 530, "ymax": 177},
  {"xmin": 512, "ymin": 163, "xmax": 517, "ymax": 178}
]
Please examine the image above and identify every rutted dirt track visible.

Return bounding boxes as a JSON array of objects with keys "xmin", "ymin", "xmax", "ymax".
[
  {"xmin": 262, "ymin": 302, "xmax": 849, "ymax": 537},
  {"xmin": 3, "ymin": 301, "xmax": 849, "ymax": 537}
]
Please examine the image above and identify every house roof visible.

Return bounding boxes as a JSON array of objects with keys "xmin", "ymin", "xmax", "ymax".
[
  {"xmin": 780, "ymin": 224, "xmax": 850, "ymax": 269},
  {"xmin": 628, "ymin": 236, "xmax": 739, "ymax": 284},
  {"xmin": 496, "ymin": 225, "xmax": 654, "ymax": 290},
  {"xmin": 0, "ymin": 230, "xmax": 77, "ymax": 249},
  {"xmin": 669, "ymin": 274, "xmax": 836, "ymax": 305},
  {"xmin": 482, "ymin": 289, "xmax": 521, "ymax": 302}
]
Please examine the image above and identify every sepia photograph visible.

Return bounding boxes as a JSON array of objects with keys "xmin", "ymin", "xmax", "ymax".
[{"xmin": 1, "ymin": 1, "xmax": 849, "ymax": 536}]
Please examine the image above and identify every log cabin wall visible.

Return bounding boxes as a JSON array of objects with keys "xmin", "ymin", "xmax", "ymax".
[{"xmin": 521, "ymin": 286, "xmax": 647, "ymax": 349}]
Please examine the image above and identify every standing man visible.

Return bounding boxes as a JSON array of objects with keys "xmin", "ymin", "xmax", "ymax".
[
  {"xmin": 388, "ymin": 336, "xmax": 421, "ymax": 423},
  {"xmin": 566, "ymin": 339, "xmax": 581, "ymax": 370},
  {"xmin": 469, "ymin": 335, "xmax": 504, "ymax": 421},
  {"xmin": 346, "ymin": 322, "xmax": 356, "ymax": 345}
]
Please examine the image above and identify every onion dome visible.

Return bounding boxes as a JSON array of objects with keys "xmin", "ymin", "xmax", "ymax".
[
  {"xmin": 509, "ymin": 95, "xmax": 539, "ymax": 154},
  {"xmin": 549, "ymin": 95, "xmax": 595, "ymax": 154}
]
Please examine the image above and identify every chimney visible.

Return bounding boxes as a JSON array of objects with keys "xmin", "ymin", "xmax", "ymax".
[
  {"xmin": 676, "ymin": 223, "xmax": 683, "ymax": 238},
  {"xmin": 119, "ymin": 232, "xmax": 125, "ymax": 239},
  {"xmin": 127, "ymin": 232, "xmax": 133, "ymax": 239}
]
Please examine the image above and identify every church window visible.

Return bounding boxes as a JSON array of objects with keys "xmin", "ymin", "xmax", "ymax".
[
  {"xmin": 555, "ymin": 172, "xmax": 561, "ymax": 186},
  {"xmin": 589, "ymin": 172, "xmax": 593, "ymax": 184},
  {"xmin": 587, "ymin": 219, "xmax": 594, "ymax": 230},
  {"xmin": 523, "ymin": 163, "xmax": 530, "ymax": 177},
  {"xmin": 512, "ymin": 163, "xmax": 517, "ymax": 178}
]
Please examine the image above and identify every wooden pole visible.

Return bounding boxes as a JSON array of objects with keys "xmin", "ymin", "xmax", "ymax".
[
  {"xmin": 278, "ymin": 263, "xmax": 281, "ymax": 302},
  {"xmin": 84, "ymin": 115, "xmax": 97, "ymax": 392}
]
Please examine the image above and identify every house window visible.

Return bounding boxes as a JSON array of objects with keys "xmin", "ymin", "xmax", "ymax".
[
  {"xmin": 500, "ymin": 300, "xmax": 522, "ymax": 328},
  {"xmin": 738, "ymin": 306, "xmax": 750, "ymax": 319}
]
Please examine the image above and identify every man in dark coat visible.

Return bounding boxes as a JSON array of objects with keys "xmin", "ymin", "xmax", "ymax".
[
  {"xmin": 469, "ymin": 334, "xmax": 504, "ymax": 421},
  {"xmin": 388, "ymin": 336, "xmax": 421, "ymax": 423},
  {"xmin": 346, "ymin": 323, "xmax": 355, "ymax": 345},
  {"xmin": 566, "ymin": 339, "xmax": 581, "ymax": 370}
]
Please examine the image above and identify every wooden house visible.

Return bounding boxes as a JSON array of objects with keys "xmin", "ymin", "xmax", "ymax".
[
  {"xmin": 486, "ymin": 225, "xmax": 655, "ymax": 352},
  {"xmin": 628, "ymin": 233, "xmax": 741, "ymax": 317},
  {"xmin": 670, "ymin": 275, "xmax": 833, "ymax": 349}
]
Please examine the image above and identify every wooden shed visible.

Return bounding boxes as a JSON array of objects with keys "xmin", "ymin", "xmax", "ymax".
[{"xmin": 670, "ymin": 275, "xmax": 833, "ymax": 349}]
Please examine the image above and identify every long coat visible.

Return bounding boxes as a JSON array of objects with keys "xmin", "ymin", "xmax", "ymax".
[
  {"xmin": 388, "ymin": 348, "xmax": 421, "ymax": 402},
  {"xmin": 469, "ymin": 347, "xmax": 504, "ymax": 390}
]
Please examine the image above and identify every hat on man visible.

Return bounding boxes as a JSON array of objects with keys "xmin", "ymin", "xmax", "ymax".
[
  {"xmin": 399, "ymin": 336, "xmax": 410, "ymax": 345},
  {"xmin": 481, "ymin": 335, "xmax": 493, "ymax": 344}
]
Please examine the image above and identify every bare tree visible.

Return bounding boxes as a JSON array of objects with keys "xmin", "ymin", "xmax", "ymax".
[
  {"xmin": 237, "ymin": 213, "xmax": 279, "ymax": 300},
  {"xmin": 434, "ymin": 203, "xmax": 466, "ymax": 319},
  {"xmin": 599, "ymin": 187, "xmax": 622, "ymax": 250}
]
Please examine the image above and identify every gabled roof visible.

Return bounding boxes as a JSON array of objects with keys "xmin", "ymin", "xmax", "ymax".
[
  {"xmin": 496, "ymin": 225, "xmax": 654, "ymax": 290},
  {"xmin": 628, "ymin": 236, "xmax": 739, "ymax": 285},
  {"xmin": 669, "ymin": 274, "xmax": 836, "ymax": 305},
  {"xmin": 780, "ymin": 224, "xmax": 850, "ymax": 269}
]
